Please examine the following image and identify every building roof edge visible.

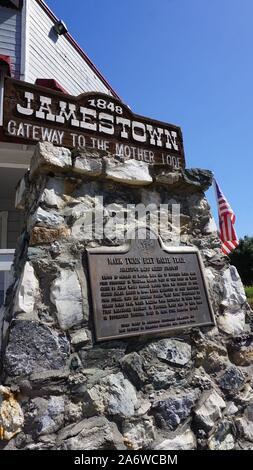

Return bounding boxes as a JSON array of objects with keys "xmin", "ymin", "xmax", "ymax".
[{"xmin": 35, "ymin": 0, "xmax": 122, "ymax": 101}]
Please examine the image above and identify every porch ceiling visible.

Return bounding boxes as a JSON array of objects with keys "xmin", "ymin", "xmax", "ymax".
[{"xmin": 0, "ymin": 167, "xmax": 26, "ymax": 200}]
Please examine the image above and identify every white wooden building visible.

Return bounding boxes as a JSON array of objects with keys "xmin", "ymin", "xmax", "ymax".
[{"xmin": 0, "ymin": 0, "xmax": 119, "ymax": 306}]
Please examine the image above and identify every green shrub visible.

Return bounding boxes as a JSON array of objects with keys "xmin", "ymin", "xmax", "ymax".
[
  {"xmin": 245, "ymin": 286, "xmax": 253, "ymax": 298},
  {"xmin": 245, "ymin": 285, "xmax": 253, "ymax": 309}
]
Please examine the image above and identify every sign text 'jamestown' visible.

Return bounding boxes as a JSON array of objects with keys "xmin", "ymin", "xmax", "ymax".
[{"xmin": 3, "ymin": 78, "xmax": 185, "ymax": 169}]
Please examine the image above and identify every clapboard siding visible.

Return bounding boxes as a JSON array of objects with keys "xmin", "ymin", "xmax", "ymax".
[
  {"xmin": 0, "ymin": 6, "xmax": 21, "ymax": 78},
  {"xmin": 27, "ymin": 0, "xmax": 111, "ymax": 96},
  {"xmin": 29, "ymin": 48, "xmax": 99, "ymax": 94}
]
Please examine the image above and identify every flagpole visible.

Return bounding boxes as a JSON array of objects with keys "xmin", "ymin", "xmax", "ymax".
[{"xmin": 213, "ymin": 176, "xmax": 219, "ymax": 209}]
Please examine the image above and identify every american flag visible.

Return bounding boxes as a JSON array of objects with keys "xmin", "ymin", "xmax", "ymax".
[{"xmin": 213, "ymin": 178, "xmax": 239, "ymax": 255}]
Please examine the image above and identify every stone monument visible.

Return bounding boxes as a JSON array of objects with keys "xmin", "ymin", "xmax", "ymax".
[{"xmin": 0, "ymin": 89, "xmax": 253, "ymax": 450}]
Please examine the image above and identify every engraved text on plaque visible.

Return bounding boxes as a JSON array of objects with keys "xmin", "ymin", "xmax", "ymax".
[{"xmin": 87, "ymin": 234, "xmax": 215, "ymax": 341}]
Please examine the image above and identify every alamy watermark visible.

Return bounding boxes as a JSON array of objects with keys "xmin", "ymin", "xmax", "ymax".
[{"xmin": 72, "ymin": 196, "xmax": 181, "ymax": 243}]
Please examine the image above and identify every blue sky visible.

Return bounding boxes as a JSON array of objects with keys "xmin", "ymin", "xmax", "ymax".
[{"xmin": 46, "ymin": 0, "xmax": 252, "ymax": 238}]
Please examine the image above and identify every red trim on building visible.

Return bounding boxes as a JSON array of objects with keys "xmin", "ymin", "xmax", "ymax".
[
  {"xmin": 35, "ymin": 78, "xmax": 68, "ymax": 94},
  {"xmin": 35, "ymin": 0, "xmax": 122, "ymax": 101},
  {"xmin": 0, "ymin": 55, "xmax": 12, "ymax": 76}
]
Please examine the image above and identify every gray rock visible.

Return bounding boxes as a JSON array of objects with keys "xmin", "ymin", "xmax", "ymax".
[
  {"xmin": 236, "ymin": 384, "xmax": 253, "ymax": 406},
  {"xmin": 236, "ymin": 416, "xmax": 253, "ymax": 442},
  {"xmin": 152, "ymin": 389, "xmax": 198, "ymax": 430},
  {"xmin": 57, "ymin": 416, "xmax": 126, "ymax": 450},
  {"xmin": 203, "ymin": 217, "xmax": 218, "ymax": 235},
  {"xmin": 217, "ymin": 311, "xmax": 246, "ymax": 337},
  {"xmin": 29, "ymin": 207, "xmax": 64, "ymax": 229},
  {"xmin": 219, "ymin": 366, "xmax": 245, "ymax": 393},
  {"xmin": 84, "ymin": 372, "xmax": 138, "ymax": 418},
  {"xmin": 121, "ymin": 349, "xmax": 177, "ymax": 391},
  {"xmin": 154, "ymin": 428, "xmax": 197, "ymax": 450},
  {"xmin": 194, "ymin": 333, "xmax": 229, "ymax": 373},
  {"xmin": 41, "ymin": 178, "xmax": 65, "ymax": 209},
  {"xmin": 191, "ymin": 367, "xmax": 213, "ymax": 391},
  {"xmin": 24, "ymin": 396, "xmax": 64, "ymax": 436},
  {"xmin": 14, "ymin": 262, "xmax": 39, "ymax": 318},
  {"xmin": 65, "ymin": 200, "xmax": 94, "ymax": 221},
  {"xmin": 194, "ymin": 390, "xmax": 226, "ymax": 431},
  {"xmin": 227, "ymin": 334, "xmax": 253, "ymax": 366},
  {"xmin": 148, "ymin": 367, "xmax": 176, "ymax": 390},
  {"xmin": 50, "ymin": 241, "xmax": 61, "ymax": 257},
  {"xmin": 122, "ymin": 416, "xmax": 155, "ymax": 450},
  {"xmin": 135, "ymin": 399, "xmax": 151, "ymax": 416},
  {"xmin": 182, "ymin": 168, "xmax": 213, "ymax": 191},
  {"xmin": 234, "ymin": 402, "xmax": 253, "ymax": 440},
  {"xmin": 30, "ymin": 142, "xmax": 71, "ymax": 179},
  {"xmin": 147, "ymin": 339, "xmax": 191, "ymax": 366},
  {"xmin": 188, "ymin": 193, "xmax": 211, "ymax": 220},
  {"xmin": 9, "ymin": 431, "xmax": 30, "ymax": 450},
  {"xmin": 64, "ymin": 400, "xmax": 83, "ymax": 424},
  {"xmin": 27, "ymin": 246, "xmax": 48, "ymax": 261},
  {"xmin": 50, "ymin": 270, "xmax": 84, "ymax": 330},
  {"xmin": 70, "ymin": 329, "xmax": 90, "ymax": 348},
  {"xmin": 28, "ymin": 368, "xmax": 70, "ymax": 395},
  {"xmin": 244, "ymin": 403, "xmax": 253, "ymax": 421},
  {"xmin": 69, "ymin": 200, "xmax": 96, "ymax": 240},
  {"xmin": 21, "ymin": 440, "xmax": 56, "ymax": 450},
  {"xmin": 73, "ymin": 153, "xmax": 103, "ymax": 176},
  {"xmin": 105, "ymin": 157, "xmax": 152, "ymax": 185},
  {"xmin": 224, "ymin": 402, "xmax": 238, "ymax": 416},
  {"xmin": 121, "ymin": 352, "xmax": 146, "ymax": 389},
  {"xmin": 234, "ymin": 440, "xmax": 253, "ymax": 450},
  {"xmin": 81, "ymin": 344, "xmax": 126, "ymax": 371},
  {"xmin": 208, "ymin": 420, "xmax": 235, "ymax": 450},
  {"xmin": 67, "ymin": 372, "xmax": 88, "ymax": 399},
  {"xmin": 204, "ymin": 267, "xmax": 216, "ymax": 288},
  {"xmin": 155, "ymin": 171, "xmax": 181, "ymax": 185},
  {"xmin": 221, "ymin": 266, "xmax": 247, "ymax": 311},
  {"xmin": 5, "ymin": 320, "xmax": 69, "ymax": 377}
]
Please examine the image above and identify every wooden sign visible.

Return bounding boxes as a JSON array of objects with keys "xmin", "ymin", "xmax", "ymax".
[{"xmin": 3, "ymin": 78, "xmax": 185, "ymax": 170}]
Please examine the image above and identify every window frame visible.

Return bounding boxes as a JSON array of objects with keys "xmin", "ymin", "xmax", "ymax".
[{"xmin": 0, "ymin": 212, "xmax": 8, "ymax": 249}]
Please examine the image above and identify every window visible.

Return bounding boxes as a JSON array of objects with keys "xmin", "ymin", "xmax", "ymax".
[
  {"xmin": 0, "ymin": 212, "xmax": 7, "ymax": 248},
  {"xmin": 0, "ymin": 213, "xmax": 13, "ymax": 307},
  {"xmin": 0, "ymin": 251, "xmax": 13, "ymax": 308}
]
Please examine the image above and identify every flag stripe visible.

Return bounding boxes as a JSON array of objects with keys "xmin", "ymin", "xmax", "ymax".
[{"xmin": 214, "ymin": 179, "xmax": 238, "ymax": 255}]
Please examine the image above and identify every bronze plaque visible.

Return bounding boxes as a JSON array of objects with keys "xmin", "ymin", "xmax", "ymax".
[{"xmin": 87, "ymin": 234, "xmax": 215, "ymax": 341}]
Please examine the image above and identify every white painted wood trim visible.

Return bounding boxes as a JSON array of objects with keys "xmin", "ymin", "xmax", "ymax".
[
  {"xmin": 0, "ymin": 163, "xmax": 28, "ymax": 169},
  {"xmin": 0, "ymin": 249, "xmax": 15, "ymax": 255},
  {"xmin": 0, "ymin": 249, "xmax": 14, "ymax": 307},
  {"xmin": 0, "ymin": 261, "xmax": 13, "ymax": 270},
  {"xmin": 0, "ymin": 69, "xmax": 4, "ymax": 126},
  {"xmin": 20, "ymin": 0, "xmax": 30, "ymax": 81},
  {"xmin": 0, "ymin": 250, "xmax": 15, "ymax": 270},
  {"xmin": 0, "ymin": 212, "xmax": 8, "ymax": 249}
]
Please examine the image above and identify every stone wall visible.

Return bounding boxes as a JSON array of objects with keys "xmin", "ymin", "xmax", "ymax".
[{"xmin": 0, "ymin": 142, "xmax": 252, "ymax": 450}]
